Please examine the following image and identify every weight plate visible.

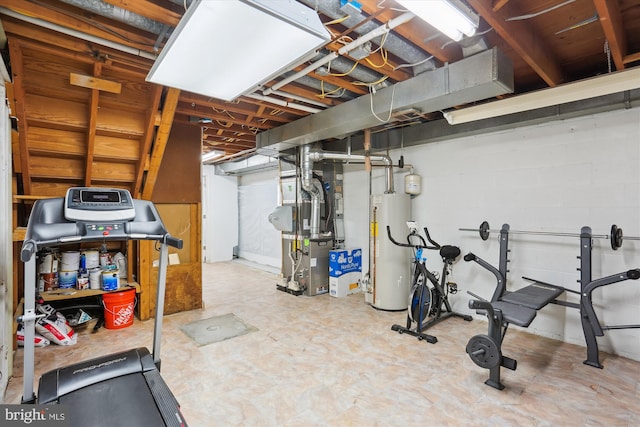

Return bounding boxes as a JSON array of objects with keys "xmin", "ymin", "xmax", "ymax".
[
  {"xmin": 466, "ymin": 334, "xmax": 501, "ymax": 369},
  {"xmin": 479, "ymin": 221, "xmax": 490, "ymax": 241},
  {"xmin": 610, "ymin": 224, "xmax": 623, "ymax": 251}
]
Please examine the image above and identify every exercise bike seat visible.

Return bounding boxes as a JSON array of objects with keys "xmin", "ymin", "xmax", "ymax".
[{"xmin": 440, "ymin": 245, "xmax": 461, "ymax": 261}]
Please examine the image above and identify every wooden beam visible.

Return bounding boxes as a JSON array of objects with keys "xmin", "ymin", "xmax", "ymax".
[
  {"xmin": 8, "ymin": 40, "xmax": 32, "ymax": 194},
  {"xmin": 357, "ymin": 0, "xmax": 460, "ymax": 64},
  {"xmin": 466, "ymin": 0, "xmax": 565, "ymax": 87},
  {"xmin": 594, "ymin": 0, "xmax": 627, "ymax": 71},
  {"xmin": 1, "ymin": 0, "xmax": 157, "ymax": 53},
  {"xmin": 70, "ymin": 73, "xmax": 122, "ymax": 94},
  {"xmin": 142, "ymin": 87, "xmax": 180, "ymax": 200},
  {"xmin": 100, "ymin": 0, "xmax": 183, "ymax": 27},
  {"xmin": 492, "ymin": 0, "xmax": 512, "ymax": 12},
  {"xmin": 623, "ymin": 52, "xmax": 640, "ymax": 65},
  {"xmin": 134, "ymin": 85, "xmax": 163, "ymax": 198},
  {"xmin": 178, "ymin": 93, "xmax": 297, "ymax": 123},
  {"xmin": 84, "ymin": 63, "xmax": 102, "ymax": 186}
]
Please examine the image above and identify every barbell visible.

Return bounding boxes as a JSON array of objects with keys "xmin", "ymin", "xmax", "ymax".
[{"xmin": 459, "ymin": 221, "xmax": 640, "ymax": 250}]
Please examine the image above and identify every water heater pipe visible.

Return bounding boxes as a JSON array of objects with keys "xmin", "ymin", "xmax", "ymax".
[{"xmin": 308, "ymin": 150, "xmax": 395, "ymax": 194}]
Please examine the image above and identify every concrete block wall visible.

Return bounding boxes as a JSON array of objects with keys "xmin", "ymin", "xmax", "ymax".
[{"xmin": 343, "ymin": 107, "xmax": 640, "ymax": 361}]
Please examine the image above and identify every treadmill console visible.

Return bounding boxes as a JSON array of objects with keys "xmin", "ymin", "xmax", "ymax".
[{"xmin": 65, "ymin": 187, "xmax": 135, "ymax": 222}]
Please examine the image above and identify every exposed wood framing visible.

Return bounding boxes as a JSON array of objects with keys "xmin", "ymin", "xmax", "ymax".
[
  {"xmin": 70, "ymin": 72, "xmax": 122, "ymax": 94},
  {"xmin": 8, "ymin": 40, "xmax": 31, "ymax": 194},
  {"xmin": 594, "ymin": 0, "xmax": 627, "ymax": 71},
  {"xmin": 134, "ymin": 85, "xmax": 163, "ymax": 197},
  {"xmin": 83, "ymin": 63, "xmax": 101, "ymax": 186},
  {"xmin": 466, "ymin": 0, "xmax": 565, "ymax": 87},
  {"xmin": 141, "ymin": 87, "xmax": 180, "ymax": 200}
]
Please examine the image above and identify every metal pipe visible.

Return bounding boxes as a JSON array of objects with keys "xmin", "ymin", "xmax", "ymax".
[
  {"xmin": 301, "ymin": 145, "xmax": 321, "ymax": 237},
  {"xmin": 309, "ymin": 150, "xmax": 395, "ymax": 194},
  {"xmin": 244, "ymin": 93, "xmax": 322, "ymax": 114},
  {"xmin": 0, "ymin": 7, "xmax": 157, "ymax": 60},
  {"xmin": 263, "ymin": 12, "xmax": 415, "ymax": 96}
]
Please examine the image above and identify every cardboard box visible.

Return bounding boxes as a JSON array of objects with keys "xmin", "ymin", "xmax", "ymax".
[
  {"xmin": 329, "ymin": 248, "xmax": 362, "ymax": 297},
  {"xmin": 330, "ymin": 272, "xmax": 361, "ymax": 298}
]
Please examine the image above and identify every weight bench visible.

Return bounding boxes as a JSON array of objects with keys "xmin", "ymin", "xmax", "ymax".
[
  {"xmin": 463, "ymin": 229, "xmax": 565, "ymax": 389},
  {"xmin": 463, "ymin": 223, "xmax": 640, "ymax": 390}
]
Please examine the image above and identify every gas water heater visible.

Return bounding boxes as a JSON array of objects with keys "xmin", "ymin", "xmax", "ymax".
[{"xmin": 367, "ymin": 192, "xmax": 411, "ymax": 310}]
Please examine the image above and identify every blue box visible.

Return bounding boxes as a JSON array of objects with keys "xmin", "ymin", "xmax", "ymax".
[{"xmin": 329, "ymin": 248, "xmax": 362, "ymax": 277}]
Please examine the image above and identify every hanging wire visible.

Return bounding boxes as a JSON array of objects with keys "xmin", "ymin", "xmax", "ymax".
[
  {"xmin": 369, "ymin": 83, "xmax": 398, "ymax": 123},
  {"xmin": 604, "ymin": 40, "xmax": 612, "ymax": 73}
]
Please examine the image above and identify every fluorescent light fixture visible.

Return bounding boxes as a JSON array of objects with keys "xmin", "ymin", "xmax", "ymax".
[
  {"xmin": 202, "ymin": 150, "xmax": 224, "ymax": 163},
  {"xmin": 146, "ymin": 0, "xmax": 331, "ymax": 101},
  {"xmin": 397, "ymin": 0, "xmax": 479, "ymax": 41},
  {"xmin": 443, "ymin": 67, "xmax": 640, "ymax": 125}
]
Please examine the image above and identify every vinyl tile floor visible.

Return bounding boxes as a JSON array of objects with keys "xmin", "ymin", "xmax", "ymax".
[{"xmin": 4, "ymin": 261, "xmax": 640, "ymax": 426}]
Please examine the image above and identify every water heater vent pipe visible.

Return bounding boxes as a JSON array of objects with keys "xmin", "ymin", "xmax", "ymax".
[{"xmin": 308, "ymin": 150, "xmax": 395, "ymax": 194}]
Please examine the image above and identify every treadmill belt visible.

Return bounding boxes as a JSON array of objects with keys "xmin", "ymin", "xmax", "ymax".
[{"xmin": 59, "ymin": 372, "xmax": 166, "ymax": 426}]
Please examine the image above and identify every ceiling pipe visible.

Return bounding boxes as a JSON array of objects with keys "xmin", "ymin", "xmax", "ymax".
[
  {"xmin": 58, "ymin": 0, "xmax": 166, "ymax": 35},
  {"xmin": 309, "ymin": 150, "xmax": 395, "ymax": 194},
  {"xmin": 269, "ymin": 89, "xmax": 328, "ymax": 108},
  {"xmin": 298, "ymin": 0, "xmax": 436, "ymax": 74},
  {"xmin": 262, "ymin": 12, "xmax": 415, "ymax": 96},
  {"xmin": 244, "ymin": 93, "xmax": 322, "ymax": 114},
  {"xmin": 0, "ymin": 7, "xmax": 157, "ymax": 60}
]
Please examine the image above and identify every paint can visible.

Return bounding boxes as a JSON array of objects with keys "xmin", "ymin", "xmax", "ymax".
[
  {"xmin": 82, "ymin": 250, "xmax": 100, "ymax": 269},
  {"xmin": 89, "ymin": 268, "xmax": 102, "ymax": 290},
  {"xmin": 76, "ymin": 276, "xmax": 89, "ymax": 290},
  {"xmin": 41, "ymin": 273, "xmax": 57, "ymax": 292},
  {"xmin": 102, "ymin": 270, "xmax": 120, "ymax": 291},
  {"xmin": 61, "ymin": 251, "xmax": 81, "ymax": 271},
  {"xmin": 58, "ymin": 270, "xmax": 77, "ymax": 289},
  {"xmin": 99, "ymin": 252, "xmax": 111, "ymax": 267}
]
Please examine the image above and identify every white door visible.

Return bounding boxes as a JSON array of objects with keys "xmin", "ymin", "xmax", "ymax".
[{"xmin": 0, "ymin": 81, "xmax": 12, "ymax": 395}]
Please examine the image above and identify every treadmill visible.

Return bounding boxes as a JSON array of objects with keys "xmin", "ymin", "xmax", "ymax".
[{"xmin": 19, "ymin": 187, "xmax": 188, "ymax": 426}]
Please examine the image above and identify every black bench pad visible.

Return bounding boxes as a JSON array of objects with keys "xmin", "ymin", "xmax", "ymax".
[
  {"xmin": 501, "ymin": 282, "xmax": 564, "ymax": 310},
  {"xmin": 492, "ymin": 301, "xmax": 537, "ymax": 328}
]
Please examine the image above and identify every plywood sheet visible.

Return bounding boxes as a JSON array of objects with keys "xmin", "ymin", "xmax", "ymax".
[{"xmin": 151, "ymin": 123, "xmax": 201, "ymax": 203}]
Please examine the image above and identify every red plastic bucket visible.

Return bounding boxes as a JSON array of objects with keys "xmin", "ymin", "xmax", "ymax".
[{"xmin": 102, "ymin": 289, "xmax": 136, "ymax": 330}]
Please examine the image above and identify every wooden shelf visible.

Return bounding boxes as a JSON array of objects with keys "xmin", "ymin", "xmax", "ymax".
[{"xmin": 40, "ymin": 282, "xmax": 140, "ymax": 302}]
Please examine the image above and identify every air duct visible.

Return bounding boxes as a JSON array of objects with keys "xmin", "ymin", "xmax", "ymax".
[
  {"xmin": 256, "ymin": 47, "xmax": 513, "ymax": 154},
  {"xmin": 301, "ymin": 145, "xmax": 323, "ymax": 238}
]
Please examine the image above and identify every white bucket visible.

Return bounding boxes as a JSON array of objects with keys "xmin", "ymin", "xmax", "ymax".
[
  {"xmin": 61, "ymin": 251, "xmax": 80, "ymax": 271},
  {"xmin": 102, "ymin": 270, "xmax": 120, "ymax": 291},
  {"xmin": 89, "ymin": 268, "xmax": 102, "ymax": 290},
  {"xmin": 82, "ymin": 250, "xmax": 100, "ymax": 269},
  {"xmin": 58, "ymin": 270, "xmax": 77, "ymax": 289}
]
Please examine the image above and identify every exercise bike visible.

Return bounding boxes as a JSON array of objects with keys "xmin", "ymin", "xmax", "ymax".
[{"xmin": 387, "ymin": 222, "xmax": 472, "ymax": 343}]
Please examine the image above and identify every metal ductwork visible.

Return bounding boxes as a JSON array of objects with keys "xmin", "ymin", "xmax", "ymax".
[
  {"xmin": 214, "ymin": 155, "xmax": 278, "ymax": 175},
  {"xmin": 301, "ymin": 145, "xmax": 323, "ymax": 238},
  {"xmin": 309, "ymin": 150, "xmax": 394, "ymax": 194},
  {"xmin": 257, "ymin": 47, "xmax": 514, "ymax": 154},
  {"xmin": 58, "ymin": 0, "xmax": 166, "ymax": 35}
]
